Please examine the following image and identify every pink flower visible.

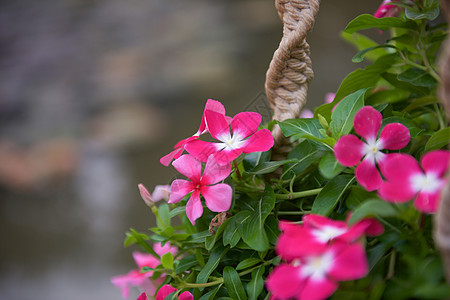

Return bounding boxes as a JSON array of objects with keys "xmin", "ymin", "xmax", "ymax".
[
  {"xmin": 156, "ymin": 285, "xmax": 193, "ymax": 300},
  {"xmin": 334, "ymin": 106, "xmax": 410, "ymax": 191},
  {"xmin": 266, "ymin": 241, "xmax": 368, "ymax": 300},
  {"xmin": 136, "ymin": 292, "xmax": 148, "ymax": 300},
  {"xmin": 185, "ymin": 110, "xmax": 274, "ymax": 165},
  {"xmin": 276, "ymin": 214, "xmax": 383, "ymax": 261},
  {"xmin": 378, "ymin": 150, "xmax": 450, "ymax": 213},
  {"xmin": 374, "ymin": 0, "xmax": 401, "ymax": 18},
  {"xmin": 160, "ymin": 99, "xmax": 229, "ymax": 166},
  {"xmin": 300, "ymin": 109, "xmax": 314, "ymax": 119},
  {"xmin": 111, "ymin": 243, "xmax": 177, "ymax": 299},
  {"xmin": 152, "ymin": 185, "xmax": 171, "ymax": 202},
  {"xmin": 169, "ymin": 154, "xmax": 232, "ymax": 224}
]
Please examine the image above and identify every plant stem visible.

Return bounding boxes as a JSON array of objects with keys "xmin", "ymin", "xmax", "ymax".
[
  {"xmin": 386, "ymin": 249, "xmax": 397, "ymax": 280},
  {"xmin": 276, "ymin": 188, "xmax": 322, "ymax": 200},
  {"xmin": 233, "ymin": 160, "xmax": 242, "ymax": 180},
  {"xmin": 274, "ymin": 210, "xmax": 311, "ymax": 215}
]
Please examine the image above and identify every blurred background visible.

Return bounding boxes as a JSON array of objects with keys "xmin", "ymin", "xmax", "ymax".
[{"xmin": 0, "ymin": 0, "xmax": 382, "ymax": 299}]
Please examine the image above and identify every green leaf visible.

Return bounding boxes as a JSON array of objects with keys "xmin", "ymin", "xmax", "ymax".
[
  {"xmin": 161, "ymin": 252, "xmax": 174, "ymax": 270},
  {"xmin": 238, "ymin": 185, "xmax": 275, "ymax": 251},
  {"xmin": 126, "ymin": 228, "xmax": 160, "ymax": 258},
  {"xmin": 250, "ymin": 159, "xmax": 298, "ymax": 175},
  {"xmin": 352, "ymin": 45, "xmax": 397, "ymax": 63},
  {"xmin": 402, "ymin": 95, "xmax": 438, "ymax": 112},
  {"xmin": 284, "ymin": 140, "xmax": 325, "ymax": 177},
  {"xmin": 344, "ymin": 14, "xmax": 417, "ymax": 33},
  {"xmin": 247, "ymin": 265, "xmax": 265, "ymax": 300},
  {"xmin": 341, "ymin": 32, "xmax": 387, "ymax": 62},
  {"xmin": 345, "ymin": 186, "xmax": 375, "ymax": 210},
  {"xmin": 264, "ymin": 215, "xmax": 280, "ymax": 245},
  {"xmin": 330, "ymin": 89, "xmax": 366, "ymax": 139},
  {"xmin": 199, "ymin": 284, "xmax": 223, "ymax": 300},
  {"xmin": 278, "ymin": 118, "xmax": 324, "ymax": 139},
  {"xmin": 163, "ymin": 292, "xmax": 178, "ymax": 300},
  {"xmin": 243, "ymin": 151, "xmax": 271, "ymax": 171},
  {"xmin": 168, "ymin": 206, "xmax": 186, "ymax": 218},
  {"xmin": 223, "ymin": 217, "xmax": 241, "ymax": 248},
  {"xmin": 381, "ymin": 72, "xmax": 429, "ymax": 95},
  {"xmin": 311, "ymin": 175, "xmax": 355, "ymax": 216},
  {"xmin": 424, "ymin": 128, "xmax": 450, "ymax": 151},
  {"xmin": 398, "ymin": 68, "xmax": 437, "ymax": 87},
  {"xmin": 186, "ymin": 230, "xmax": 210, "ymax": 244},
  {"xmin": 405, "ymin": 6, "xmax": 439, "ymax": 21},
  {"xmin": 196, "ymin": 245, "xmax": 229, "ymax": 287},
  {"xmin": 205, "ymin": 218, "xmax": 230, "ymax": 251},
  {"xmin": 157, "ymin": 203, "xmax": 171, "ymax": 229},
  {"xmin": 236, "ymin": 258, "xmax": 261, "ymax": 271},
  {"xmin": 319, "ymin": 152, "xmax": 346, "ymax": 179},
  {"xmin": 223, "ymin": 266, "xmax": 247, "ymax": 300},
  {"xmin": 366, "ymin": 89, "xmax": 410, "ymax": 105},
  {"xmin": 175, "ymin": 255, "xmax": 198, "ymax": 274},
  {"xmin": 348, "ymin": 199, "xmax": 399, "ymax": 225}
]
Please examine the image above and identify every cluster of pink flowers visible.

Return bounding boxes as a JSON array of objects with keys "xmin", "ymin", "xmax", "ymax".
[
  {"xmin": 335, "ymin": 106, "xmax": 450, "ymax": 213},
  {"xmin": 161, "ymin": 99, "xmax": 274, "ymax": 224},
  {"xmin": 266, "ymin": 214, "xmax": 384, "ymax": 300},
  {"xmin": 111, "ymin": 243, "xmax": 177, "ymax": 299}
]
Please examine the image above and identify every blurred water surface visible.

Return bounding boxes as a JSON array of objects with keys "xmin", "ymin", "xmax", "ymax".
[{"xmin": 0, "ymin": 1, "xmax": 380, "ymax": 299}]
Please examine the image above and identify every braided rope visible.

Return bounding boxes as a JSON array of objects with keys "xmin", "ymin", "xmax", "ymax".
[
  {"xmin": 435, "ymin": 0, "xmax": 450, "ymax": 283},
  {"xmin": 265, "ymin": 0, "xmax": 320, "ymax": 159}
]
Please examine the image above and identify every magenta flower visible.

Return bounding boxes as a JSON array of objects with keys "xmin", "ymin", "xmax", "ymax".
[
  {"xmin": 276, "ymin": 214, "xmax": 383, "ymax": 261},
  {"xmin": 374, "ymin": 0, "xmax": 402, "ymax": 18},
  {"xmin": 111, "ymin": 243, "xmax": 177, "ymax": 299},
  {"xmin": 169, "ymin": 154, "xmax": 232, "ymax": 225},
  {"xmin": 378, "ymin": 150, "xmax": 450, "ymax": 213},
  {"xmin": 334, "ymin": 106, "xmax": 410, "ymax": 191},
  {"xmin": 266, "ymin": 241, "xmax": 369, "ymax": 300},
  {"xmin": 136, "ymin": 292, "xmax": 148, "ymax": 300},
  {"xmin": 185, "ymin": 110, "xmax": 274, "ymax": 165},
  {"xmin": 156, "ymin": 285, "xmax": 193, "ymax": 300},
  {"xmin": 160, "ymin": 99, "xmax": 229, "ymax": 166}
]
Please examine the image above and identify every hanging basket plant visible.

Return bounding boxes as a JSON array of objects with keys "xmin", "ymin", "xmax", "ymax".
[{"xmin": 112, "ymin": 0, "xmax": 450, "ymax": 299}]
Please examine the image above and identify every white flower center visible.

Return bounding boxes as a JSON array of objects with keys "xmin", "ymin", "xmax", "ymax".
[
  {"xmin": 362, "ymin": 138, "xmax": 385, "ymax": 164},
  {"xmin": 300, "ymin": 251, "xmax": 334, "ymax": 280},
  {"xmin": 410, "ymin": 172, "xmax": 442, "ymax": 193},
  {"xmin": 216, "ymin": 132, "xmax": 246, "ymax": 151},
  {"xmin": 311, "ymin": 226, "xmax": 347, "ymax": 243}
]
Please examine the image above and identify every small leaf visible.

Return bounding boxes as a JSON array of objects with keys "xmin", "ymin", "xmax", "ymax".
[
  {"xmin": 223, "ymin": 266, "xmax": 248, "ymax": 300},
  {"xmin": 348, "ymin": 199, "xmax": 399, "ymax": 225},
  {"xmin": 284, "ymin": 140, "xmax": 324, "ymax": 177},
  {"xmin": 311, "ymin": 175, "xmax": 355, "ymax": 216},
  {"xmin": 398, "ymin": 68, "xmax": 437, "ymax": 87},
  {"xmin": 345, "ymin": 186, "xmax": 375, "ymax": 210},
  {"xmin": 381, "ymin": 72, "xmax": 428, "ymax": 95},
  {"xmin": 405, "ymin": 6, "xmax": 439, "ymax": 21},
  {"xmin": 424, "ymin": 128, "xmax": 450, "ymax": 152},
  {"xmin": 318, "ymin": 152, "xmax": 346, "ymax": 179},
  {"xmin": 341, "ymin": 32, "xmax": 387, "ymax": 62},
  {"xmin": 402, "ymin": 95, "xmax": 438, "ymax": 112},
  {"xmin": 330, "ymin": 88, "xmax": 366, "ymax": 139},
  {"xmin": 236, "ymin": 258, "xmax": 261, "ymax": 271},
  {"xmin": 168, "ymin": 206, "xmax": 186, "ymax": 218},
  {"xmin": 366, "ymin": 89, "xmax": 410, "ymax": 105},
  {"xmin": 199, "ymin": 284, "xmax": 223, "ymax": 300},
  {"xmin": 161, "ymin": 252, "xmax": 174, "ymax": 270},
  {"xmin": 247, "ymin": 265, "xmax": 265, "ymax": 300},
  {"xmin": 243, "ymin": 151, "xmax": 271, "ymax": 171},
  {"xmin": 352, "ymin": 45, "xmax": 397, "ymax": 63},
  {"xmin": 250, "ymin": 159, "xmax": 298, "ymax": 175},
  {"xmin": 264, "ymin": 215, "xmax": 280, "ymax": 245},
  {"xmin": 157, "ymin": 203, "xmax": 171, "ymax": 229},
  {"xmin": 344, "ymin": 14, "xmax": 417, "ymax": 33},
  {"xmin": 175, "ymin": 255, "xmax": 198, "ymax": 274},
  {"xmin": 196, "ymin": 245, "xmax": 229, "ymax": 287},
  {"xmin": 278, "ymin": 118, "xmax": 324, "ymax": 139},
  {"xmin": 223, "ymin": 217, "xmax": 241, "ymax": 247}
]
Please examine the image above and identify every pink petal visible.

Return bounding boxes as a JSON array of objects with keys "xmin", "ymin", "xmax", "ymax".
[
  {"xmin": 303, "ymin": 214, "xmax": 347, "ymax": 229},
  {"xmin": 160, "ymin": 148, "xmax": 180, "ymax": 167},
  {"xmin": 325, "ymin": 93, "xmax": 335, "ymax": 104},
  {"xmin": 354, "ymin": 106, "xmax": 382, "ymax": 142},
  {"xmin": 213, "ymin": 149, "xmax": 243, "ymax": 165},
  {"xmin": 184, "ymin": 140, "xmax": 219, "ymax": 163},
  {"xmin": 242, "ymin": 129, "xmax": 274, "ymax": 153},
  {"xmin": 179, "ymin": 291, "xmax": 194, "ymax": 300},
  {"xmin": 156, "ymin": 285, "xmax": 177, "ymax": 300},
  {"xmin": 152, "ymin": 185, "xmax": 171, "ymax": 202},
  {"xmin": 133, "ymin": 251, "xmax": 159, "ymax": 269},
  {"xmin": 421, "ymin": 150, "xmax": 450, "ymax": 177},
  {"xmin": 328, "ymin": 242, "xmax": 368, "ymax": 281},
  {"xmin": 334, "ymin": 135, "xmax": 365, "ymax": 166},
  {"xmin": 205, "ymin": 110, "xmax": 231, "ymax": 141},
  {"xmin": 197, "ymin": 99, "xmax": 226, "ymax": 135},
  {"xmin": 172, "ymin": 155, "xmax": 202, "ymax": 182},
  {"xmin": 201, "ymin": 184, "xmax": 232, "ymax": 212},
  {"xmin": 300, "ymin": 109, "xmax": 314, "ymax": 119},
  {"xmin": 231, "ymin": 112, "xmax": 261, "ymax": 139},
  {"xmin": 111, "ymin": 270, "xmax": 151, "ymax": 298},
  {"xmin": 201, "ymin": 155, "xmax": 231, "ymax": 185},
  {"xmin": 380, "ymin": 153, "xmax": 422, "ymax": 182},
  {"xmin": 138, "ymin": 184, "xmax": 154, "ymax": 206},
  {"xmin": 169, "ymin": 179, "xmax": 193, "ymax": 203},
  {"xmin": 186, "ymin": 190, "xmax": 203, "ymax": 225},
  {"xmin": 378, "ymin": 181, "xmax": 416, "ymax": 202},
  {"xmin": 347, "ymin": 218, "xmax": 384, "ymax": 239},
  {"xmin": 276, "ymin": 226, "xmax": 327, "ymax": 259},
  {"xmin": 266, "ymin": 264, "xmax": 304, "ymax": 299},
  {"xmin": 298, "ymin": 276, "xmax": 338, "ymax": 300},
  {"xmin": 154, "ymin": 242, "xmax": 177, "ymax": 257},
  {"xmin": 414, "ymin": 191, "xmax": 441, "ymax": 213},
  {"xmin": 355, "ymin": 158, "xmax": 383, "ymax": 191},
  {"xmin": 378, "ymin": 123, "xmax": 410, "ymax": 150},
  {"xmin": 137, "ymin": 292, "xmax": 148, "ymax": 300}
]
